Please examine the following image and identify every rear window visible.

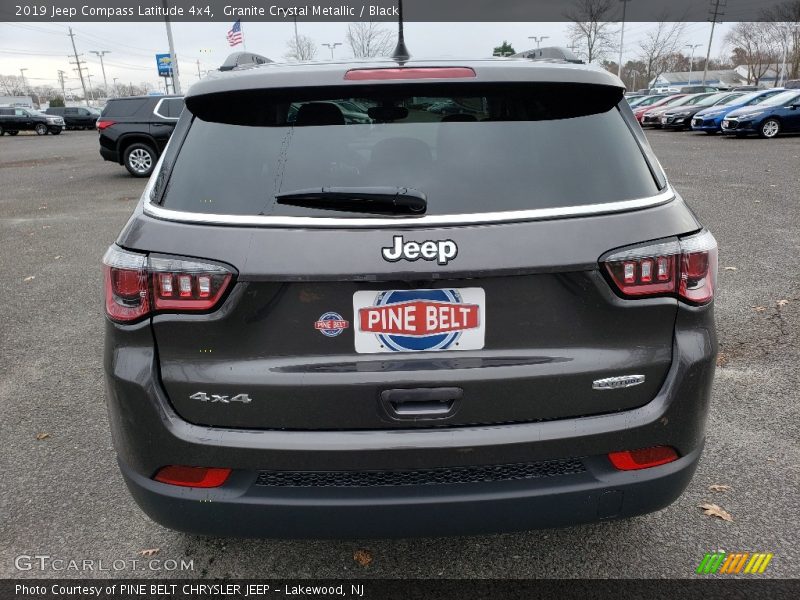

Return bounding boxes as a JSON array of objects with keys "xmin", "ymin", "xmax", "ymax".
[
  {"xmin": 159, "ymin": 83, "xmax": 661, "ymax": 218},
  {"xmin": 102, "ymin": 98, "xmax": 146, "ymax": 118}
]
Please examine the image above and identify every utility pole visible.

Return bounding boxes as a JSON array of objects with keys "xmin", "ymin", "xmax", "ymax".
[
  {"xmin": 701, "ymin": 0, "xmax": 725, "ymax": 86},
  {"xmin": 86, "ymin": 73, "xmax": 95, "ymax": 103},
  {"xmin": 617, "ymin": 0, "xmax": 632, "ymax": 79},
  {"xmin": 529, "ymin": 35, "xmax": 549, "ymax": 49},
  {"xmin": 112, "ymin": 77, "xmax": 119, "ymax": 97},
  {"xmin": 162, "ymin": 0, "xmax": 182, "ymax": 94},
  {"xmin": 322, "ymin": 42, "xmax": 342, "ymax": 59},
  {"xmin": 685, "ymin": 44, "xmax": 702, "ymax": 81},
  {"xmin": 90, "ymin": 50, "xmax": 110, "ymax": 97},
  {"xmin": 57, "ymin": 70, "xmax": 66, "ymax": 98},
  {"xmin": 67, "ymin": 27, "xmax": 90, "ymax": 107},
  {"xmin": 19, "ymin": 68, "xmax": 28, "ymax": 94}
]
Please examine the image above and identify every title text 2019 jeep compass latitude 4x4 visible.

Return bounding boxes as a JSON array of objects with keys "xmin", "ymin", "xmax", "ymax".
[{"xmin": 103, "ymin": 57, "xmax": 717, "ymax": 538}]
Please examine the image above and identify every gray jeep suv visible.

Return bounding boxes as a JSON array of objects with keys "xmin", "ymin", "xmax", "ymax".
[{"xmin": 103, "ymin": 57, "xmax": 717, "ymax": 538}]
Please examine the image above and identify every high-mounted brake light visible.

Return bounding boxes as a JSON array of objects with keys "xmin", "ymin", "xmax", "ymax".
[
  {"xmin": 602, "ymin": 230, "xmax": 717, "ymax": 305},
  {"xmin": 103, "ymin": 246, "xmax": 234, "ymax": 323},
  {"xmin": 96, "ymin": 119, "xmax": 115, "ymax": 130},
  {"xmin": 154, "ymin": 466, "xmax": 232, "ymax": 488},
  {"xmin": 608, "ymin": 447, "xmax": 679, "ymax": 471},
  {"xmin": 344, "ymin": 67, "xmax": 476, "ymax": 81}
]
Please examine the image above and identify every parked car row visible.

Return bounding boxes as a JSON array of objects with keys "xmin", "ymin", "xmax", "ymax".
[
  {"xmin": 45, "ymin": 106, "xmax": 101, "ymax": 130},
  {"xmin": 629, "ymin": 88, "xmax": 800, "ymax": 138}
]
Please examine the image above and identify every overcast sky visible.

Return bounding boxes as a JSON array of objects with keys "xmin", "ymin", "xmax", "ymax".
[{"xmin": 1, "ymin": 20, "xmax": 734, "ymax": 93}]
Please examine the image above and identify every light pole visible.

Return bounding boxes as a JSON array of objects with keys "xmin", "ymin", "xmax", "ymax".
[
  {"xmin": 528, "ymin": 36, "xmax": 549, "ymax": 49},
  {"xmin": 86, "ymin": 73, "xmax": 95, "ymax": 103},
  {"xmin": 112, "ymin": 77, "xmax": 119, "ymax": 97},
  {"xmin": 631, "ymin": 69, "xmax": 639, "ymax": 91},
  {"xmin": 19, "ymin": 68, "xmax": 28, "ymax": 95},
  {"xmin": 90, "ymin": 50, "xmax": 110, "ymax": 97},
  {"xmin": 322, "ymin": 42, "xmax": 342, "ymax": 59},
  {"xmin": 685, "ymin": 44, "xmax": 702, "ymax": 81},
  {"xmin": 618, "ymin": 0, "xmax": 632, "ymax": 78}
]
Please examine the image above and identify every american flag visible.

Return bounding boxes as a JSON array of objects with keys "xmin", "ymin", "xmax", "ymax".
[{"xmin": 226, "ymin": 20, "xmax": 243, "ymax": 47}]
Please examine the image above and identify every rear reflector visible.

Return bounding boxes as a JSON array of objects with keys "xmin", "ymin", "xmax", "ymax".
[
  {"xmin": 103, "ymin": 246, "xmax": 234, "ymax": 323},
  {"xmin": 154, "ymin": 466, "xmax": 232, "ymax": 488},
  {"xmin": 96, "ymin": 119, "xmax": 115, "ymax": 130},
  {"xmin": 344, "ymin": 67, "xmax": 476, "ymax": 81},
  {"xmin": 602, "ymin": 230, "xmax": 717, "ymax": 305},
  {"xmin": 608, "ymin": 447, "xmax": 679, "ymax": 471}
]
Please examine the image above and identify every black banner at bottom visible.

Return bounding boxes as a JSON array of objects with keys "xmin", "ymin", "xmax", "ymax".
[{"xmin": 3, "ymin": 579, "xmax": 800, "ymax": 600}]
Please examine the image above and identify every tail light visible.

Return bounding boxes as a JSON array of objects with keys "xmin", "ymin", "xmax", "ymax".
[
  {"xmin": 602, "ymin": 230, "xmax": 717, "ymax": 305},
  {"xmin": 96, "ymin": 119, "xmax": 115, "ymax": 130},
  {"xmin": 345, "ymin": 67, "xmax": 476, "ymax": 81},
  {"xmin": 103, "ymin": 246, "xmax": 234, "ymax": 323},
  {"xmin": 154, "ymin": 466, "xmax": 231, "ymax": 488},
  {"xmin": 608, "ymin": 447, "xmax": 679, "ymax": 470}
]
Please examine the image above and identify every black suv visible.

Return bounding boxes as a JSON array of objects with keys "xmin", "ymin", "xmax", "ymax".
[
  {"xmin": 46, "ymin": 106, "xmax": 100, "ymax": 129},
  {"xmin": 0, "ymin": 107, "xmax": 64, "ymax": 135},
  {"xmin": 97, "ymin": 95, "xmax": 184, "ymax": 177},
  {"xmin": 103, "ymin": 58, "xmax": 717, "ymax": 538}
]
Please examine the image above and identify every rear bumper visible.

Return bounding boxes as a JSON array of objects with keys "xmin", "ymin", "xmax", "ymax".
[
  {"xmin": 119, "ymin": 444, "xmax": 702, "ymax": 538},
  {"xmin": 105, "ymin": 308, "xmax": 716, "ymax": 538},
  {"xmin": 99, "ymin": 145, "xmax": 119, "ymax": 163}
]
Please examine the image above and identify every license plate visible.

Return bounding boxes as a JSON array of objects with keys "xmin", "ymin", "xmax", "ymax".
[{"xmin": 352, "ymin": 288, "xmax": 485, "ymax": 353}]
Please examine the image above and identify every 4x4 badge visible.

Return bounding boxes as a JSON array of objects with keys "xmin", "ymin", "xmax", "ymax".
[{"xmin": 382, "ymin": 235, "xmax": 458, "ymax": 265}]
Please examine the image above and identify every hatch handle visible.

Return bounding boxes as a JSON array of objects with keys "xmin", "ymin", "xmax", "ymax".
[{"xmin": 380, "ymin": 387, "xmax": 463, "ymax": 421}]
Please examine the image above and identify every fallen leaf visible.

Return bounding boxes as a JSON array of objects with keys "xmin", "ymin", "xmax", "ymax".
[
  {"xmin": 139, "ymin": 548, "xmax": 160, "ymax": 557},
  {"xmin": 54, "ymin": 255, "xmax": 62, "ymax": 260},
  {"xmin": 709, "ymin": 484, "xmax": 731, "ymax": 492},
  {"xmin": 754, "ymin": 200, "xmax": 761, "ymax": 203},
  {"xmin": 699, "ymin": 503, "xmax": 733, "ymax": 522},
  {"xmin": 353, "ymin": 549, "xmax": 373, "ymax": 567},
  {"xmin": 752, "ymin": 306, "xmax": 767, "ymax": 313},
  {"xmin": 23, "ymin": 276, "xmax": 35, "ymax": 282},
  {"xmin": 723, "ymin": 266, "xmax": 737, "ymax": 271},
  {"xmin": 35, "ymin": 433, "xmax": 50, "ymax": 441},
  {"xmin": 776, "ymin": 299, "xmax": 789, "ymax": 307},
  {"xmin": 716, "ymin": 353, "xmax": 728, "ymax": 367}
]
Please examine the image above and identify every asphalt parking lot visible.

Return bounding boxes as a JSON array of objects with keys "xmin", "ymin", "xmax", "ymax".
[{"xmin": 0, "ymin": 129, "xmax": 798, "ymax": 579}]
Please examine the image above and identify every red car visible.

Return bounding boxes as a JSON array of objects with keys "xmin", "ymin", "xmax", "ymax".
[{"xmin": 633, "ymin": 94, "xmax": 685, "ymax": 123}]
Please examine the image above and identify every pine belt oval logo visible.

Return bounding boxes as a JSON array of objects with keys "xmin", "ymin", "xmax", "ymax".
[{"xmin": 352, "ymin": 288, "xmax": 486, "ymax": 354}]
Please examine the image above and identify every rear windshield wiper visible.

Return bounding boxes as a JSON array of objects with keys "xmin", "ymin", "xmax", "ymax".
[{"xmin": 275, "ymin": 187, "xmax": 427, "ymax": 215}]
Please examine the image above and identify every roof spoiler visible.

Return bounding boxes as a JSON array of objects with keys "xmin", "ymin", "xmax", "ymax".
[
  {"xmin": 512, "ymin": 46, "xmax": 584, "ymax": 64},
  {"xmin": 219, "ymin": 51, "xmax": 273, "ymax": 72}
]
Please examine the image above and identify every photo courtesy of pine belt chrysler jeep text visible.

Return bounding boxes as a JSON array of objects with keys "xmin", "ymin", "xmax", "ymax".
[{"xmin": 103, "ymin": 55, "xmax": 718, "ymax": 538}]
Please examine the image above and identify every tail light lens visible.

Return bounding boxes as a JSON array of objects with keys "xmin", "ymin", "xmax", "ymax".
[
  {"xmin": 602, "ymin": 230, "xmax": 717, "ymax": 305},
  {"xmin": 154, "ymin": 466, "xmax": 231, "ymax": 488},
  {"xmin": 96, "ymin": 119, "xmax": 115, "ymax": 130},
  {"xmin": 103, "ymin": 246, "xmax": 234, "ymax": 323},
  {"xmin": 608, "ymin": 447, "xmax": 679, "ymax": 470}
]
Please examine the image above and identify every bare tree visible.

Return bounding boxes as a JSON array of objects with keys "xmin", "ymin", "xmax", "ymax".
[
  {"xmin": 725, "ymin": 22, "xmax": 781, "ymax": 85},
  {"xmin": 285, "ymin": 35, "xmax": 318, "ymax": 61},
  {"xmin": 0, "ymin": 74, "xmax": 26, "ymax": 96},
  {"xmin": 565, "ymin": 0, "xmax": 619, "ymax": 64},
  {"xmin": 762, "ymin": 0, "xmax": 800, "ymax": 80},
  {"xmin": 346, "ymin": 22, "xmax": 395, "ymax": 58},
  {"xmin": 637, "ymin": 20, "xmax": 687, "ymax": 87}
]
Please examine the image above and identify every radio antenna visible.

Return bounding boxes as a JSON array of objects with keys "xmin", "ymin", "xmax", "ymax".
[{"xmin": 391, "ymin": 0, "xmax": 411, "ymax": 63}]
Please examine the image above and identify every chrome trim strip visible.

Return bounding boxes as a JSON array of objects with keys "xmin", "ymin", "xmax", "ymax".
[
  {"xmin": 142, "ymin": 187, "xmax": 675, "ymax": 229},
  {"xmin": 153, "ymin": 97, "xmax": 180, "ymax": 121}
]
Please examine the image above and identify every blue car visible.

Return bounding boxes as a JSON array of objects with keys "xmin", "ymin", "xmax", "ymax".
[
  {"xmin": 691, "ymin": 88, "xmax": 786, "ymax": 134},
  {"xmin": 721, "ymin": 90, "xmax": 800, "ymax": 138}
]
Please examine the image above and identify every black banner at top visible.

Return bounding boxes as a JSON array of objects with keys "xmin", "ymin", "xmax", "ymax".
[{"xmin": 0, "ymin": 0, "xmax": 793, "ymax": 23}]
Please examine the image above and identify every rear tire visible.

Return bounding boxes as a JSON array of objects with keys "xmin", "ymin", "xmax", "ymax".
[
  {"xmin": 123, "ymin": 143, "xmax": 156, "ymax": 177},
  {"xmin": 35, "ymin": 123, "xmax": 48, "ymax": 135},
  {"xmin": 759, "ymin": 119, "xmax": 780, "ymax": 139}
]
